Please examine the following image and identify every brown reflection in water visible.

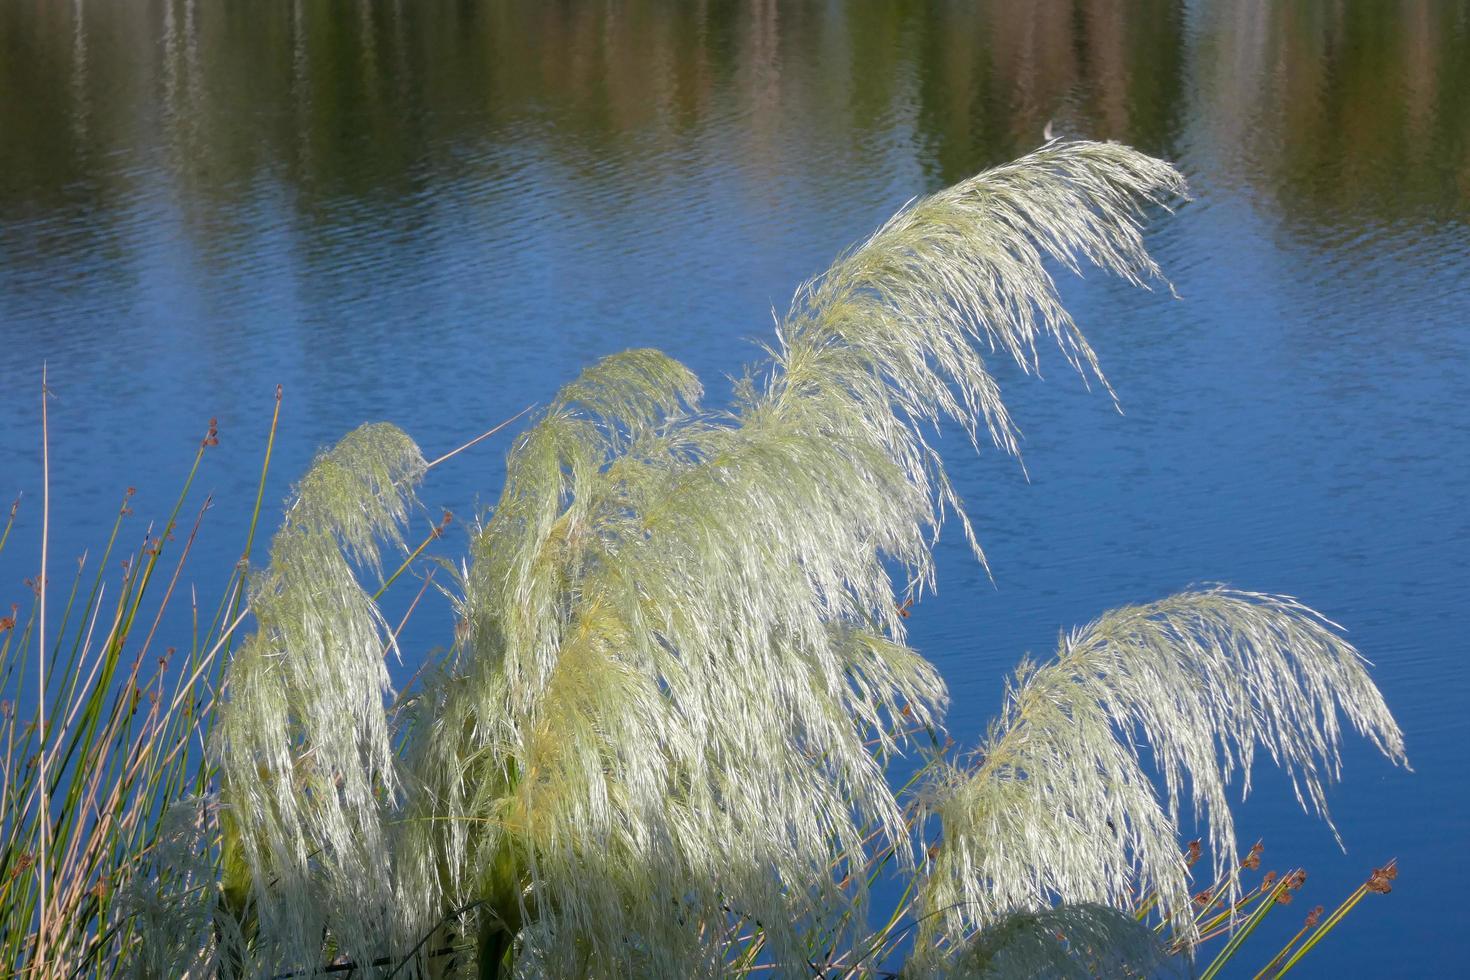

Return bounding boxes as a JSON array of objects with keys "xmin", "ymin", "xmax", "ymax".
[
  {"xmin": 1192, "ymin": 0, "xmax": 1469, "ymax": 220},
  {"xmin": 0, "ymin": 0, "xmax": 1463, "ymax": 234}
]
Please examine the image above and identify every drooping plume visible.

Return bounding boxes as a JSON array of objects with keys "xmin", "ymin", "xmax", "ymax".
[
  {"xmin": 203, "ymin": 142, "xmax": 1404, "ymax": 979},
  {"xmin": 919, "ymin": 589, "xmax": 1407, "ymax": 959},
  {"xmin": 423, "ymin": 142, "xmax": 1188, "ymax": 976},
  {"xmin": 214, "ymin": 422, "xmax": 426, "ymax": 971}
]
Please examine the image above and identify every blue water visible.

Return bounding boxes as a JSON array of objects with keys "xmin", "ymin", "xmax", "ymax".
[{"xmin": 1, "ymin": 1, "xmax": 1466, "ymax": 973}]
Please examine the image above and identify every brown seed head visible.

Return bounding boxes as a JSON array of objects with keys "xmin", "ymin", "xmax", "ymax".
[{"xmin": 1366, "ymin": 865, "xmax": 1396, "ymax": 894}]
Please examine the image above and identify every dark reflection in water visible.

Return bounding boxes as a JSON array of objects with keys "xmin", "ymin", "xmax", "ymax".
[{"xmin": 1, "ymin": 1, "xmax": 1466, "ymax": 972}]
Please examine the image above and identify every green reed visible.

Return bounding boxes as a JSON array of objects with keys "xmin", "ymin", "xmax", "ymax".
[{"xmin": 0, "ymin": 388, "xmax": 279, "ymax": 977}]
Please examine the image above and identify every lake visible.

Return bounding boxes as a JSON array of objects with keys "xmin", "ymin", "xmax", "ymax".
[{"xmin": 1, "ymin": 1, "xmax": 1466, "ymax": 974}]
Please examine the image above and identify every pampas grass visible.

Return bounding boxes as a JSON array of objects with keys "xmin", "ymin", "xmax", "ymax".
[{"xmin": 6, "ymin": 141, "xmax": 1406, "ymax": 978}]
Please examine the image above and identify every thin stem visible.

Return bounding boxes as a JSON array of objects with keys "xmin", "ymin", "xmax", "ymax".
[
  {"xmin": 37, "ymin": 365, "xmax": 51, "ymax": 973},
  {"xmin": 372, "ymin": 512, "xmax": 451, "ymax": 603},
  {"xmin": 1200, "ymin": 878, "xmax": 1287, "ymax": 980},
  {"xmin": 1272, "ymin": 863, "xmax": 1393, "ymax": 978},
  {"xmin": 226, "ymin": 384, "xmax": 283, "ymax": 658},
  {"xmin": 425, "ymin": 406, "xmax": 532, "ymax": 471}
]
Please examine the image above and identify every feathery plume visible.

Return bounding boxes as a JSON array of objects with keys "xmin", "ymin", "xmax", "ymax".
[
  {"xmin": 214, "ymin": 423, "xmax": 426, "ymax": 971},
  {"xmin": 919, "ymin": 589, "xmax": 1407, "ymax": 958}
]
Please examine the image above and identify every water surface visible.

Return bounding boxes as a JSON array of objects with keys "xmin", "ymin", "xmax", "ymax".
[{"xmin": 1, "ymin": 1, "xmax": 1466, "ymax": 973}]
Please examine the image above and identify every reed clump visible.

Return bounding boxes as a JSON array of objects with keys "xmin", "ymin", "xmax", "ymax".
[
  {"xmin": 0, "ymin": 389, "xmax": 281, "ymax": 975},
  {"xmin": 3, "ymin": 142, "xmax": 1407, "ymax": 978}
]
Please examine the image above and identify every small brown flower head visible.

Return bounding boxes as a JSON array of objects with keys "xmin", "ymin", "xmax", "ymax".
[
  {"xmin": 1261, "ymin": 870, "xmax": 1278, "ymax": 889},
  {"xmin": 1304, "ymin": 905, "xmax": 1324, "ymax": 928},
  {"xmin": 1193, "ymin": 888, "xmax": 1212, "ymax": 906},
  {"xmin": 1276, "ymin": 889, "xmax": 1294, "ymax": 905},
  {"xmin": 11, "ymin": 853, "xmax": 33, "ymax": 878},
  {"xmin": 1186, "ymin": 839, "xmax": 1202, "ymax": 866},
  {"xmin": 1241, "ymin": 841, "xmax": 1264, "ymax": 870},
  {"xmin": 201, "ymin": 417, "xmax": 220, "ymax": 448},
  {"xmin": 1366, "ymin": 865, "xmax": 1396, "ymax": 894},
  {"xmin": 0, "ymin": 614, "xmax": 13, "ymax": 633},
  {"xmin": 897, "ymin": 598, "xmax": 914, "ymax": 619},
  {"xmin": 1285, "ymin": 870, "xmax": 1308, "ymax": 891}
]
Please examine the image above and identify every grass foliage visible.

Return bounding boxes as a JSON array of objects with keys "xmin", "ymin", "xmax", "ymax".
[
  {"xmin": 216, "ymin": 422, "xmax": 427, "ymax": 969},
  {"xmin": 919, "ymin": 591, "xmax": 1406, "ymax": 959},
  {"xmin": 3, "ymin": 142, "xmax": 1408, "ymax": 977},
  {"xmin": 0, "ymin": 409, "xmax": 266, "ymax": 975},
  {"xmin": 947, "ymin": 904, "xmax": 1169, "ymax": 979}
]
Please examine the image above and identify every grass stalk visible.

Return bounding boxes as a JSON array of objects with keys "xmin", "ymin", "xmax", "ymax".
[
  {"xmin": 1270, "ymin": 862, "xmax": 1395, "ymax": 977},
  {"xmin": 36, "ymin": 367, "xmax": 51, "ymax": 975}
]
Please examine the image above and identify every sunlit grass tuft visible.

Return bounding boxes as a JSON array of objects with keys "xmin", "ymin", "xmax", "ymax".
[
  {"xmin": 2, "ymin": 141, "xmax": 1409, "ymax": 978},
  {"xmin": 0, "ymin": 390, "xmax": 279, "ymax": 976}
]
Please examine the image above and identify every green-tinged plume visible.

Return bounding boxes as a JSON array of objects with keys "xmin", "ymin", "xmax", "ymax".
[
  {"xmin": 191, "ymin": 143, "xmax": 1405, "ymax": 979},
  {"xmin": 413, "ymin": 141, "xmax": 1186, "ymax": 977},
  {"xmin": 214, "ymin": 422, "xmax": 426, "ymax": 972},
  {"xmin": 918, "ymin": 589, "xmax": 1406, "ymax": 962}
]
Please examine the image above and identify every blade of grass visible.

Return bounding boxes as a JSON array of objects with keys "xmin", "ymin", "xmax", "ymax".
[
  {"xmin": 1271, "ymin": 862, "xmax": 1395, "ymax": 978},
  {"xmin": 37, "ymin": 365, "xmax": 51, "ymax": 974},
  {"xmin": 1199, "ymin": 874, "xmax": 1293, "ymax": 980},
  {"xmin": 424, "ymin": 406, "xmax": 531, "ymax": 471}
]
